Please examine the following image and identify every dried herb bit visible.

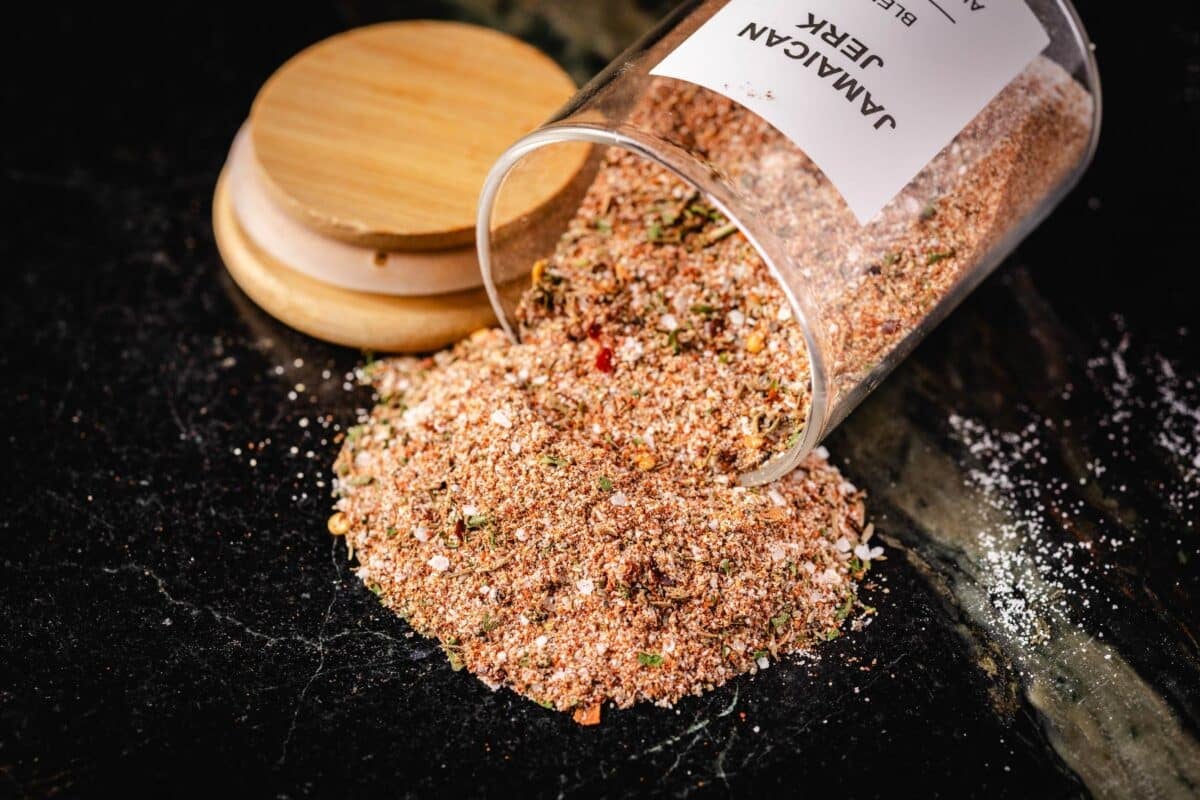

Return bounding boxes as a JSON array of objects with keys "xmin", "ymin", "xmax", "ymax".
[
  {"xmin": 688, "ymin": 203, "xmax": 723, "ymax": 221},
  {"xmin": 646, "ymin": 222, "xmax": 663, "ymax": 243},
  {"xmin": 536, "ymin": 698, "xmax": 555, "ymax": 710},
  {"xmin": 539, "ymin": 453, "xmax": 570, "ymax": 468},
  {"xmin": 345, "ymin": 425, "xmax": 368, "ymax": 445},
  {"xmin": 637, "ymin": 652, "xmax": 664, "ymax": 668},
  {"xmin": 594, "ymin": 218, "xmax": 612, "ymax": 234},
  {"xmin": 690, "ymin": 303, "xmax": 715, "ymax": 316},
  {"xmin": 702, "ymin": 223, "xmax": 738, "ymax": 247},
  {"xmin": 597, "ymin": 476, "xmax": 614, "ymax": 492},
  {"xmin": 385, "ymin": 526, "xmax": 399, "ymax": 538},
  {"xmin": 666, "ymin": 329, "xmax": 682, "ymax": 355},
  {"xmin": 770, "ymin": 609, "xmax": 792, "ymax": 631},
  {"xmin": 920, "ymin": 201, "xmax": 938, "ymax": 221},
  {"xmin": 925, "ymin": 250, "xmax": 956, "ymax": 266},
  {"xmin": 443, "ymin": 640, "xmax": 465, "ymax": 671},
  {"xmin": 369, "ymin": 583, "xmax": 384, "ymax": 597},
  {"xmin": 465, "ymin": 513, "xmax": 491, "ymax": 530},
  {"xmin": 785, "ymin": 428, "xmax": 804, "ymax": 449},
  {"xmin": 719, "ymin": 558, "xmax": 735, "ymax": 576},
  {"xmin": 752, "ymin": 649, "xmax": 769, "ymax": 661},
  {"xmin": 883, "ymin": 251, "xmax": 901, "ymax": 267},
  {"xmin": 835, "ymin": 594, "xmax": 855, "ymax": 622},
  {"xmin": 346, "ymin": 475, "xmax": 375, "ymax": 487}
]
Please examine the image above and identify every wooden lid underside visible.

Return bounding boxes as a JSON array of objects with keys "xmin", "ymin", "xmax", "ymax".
[{"xmin": 214, "ymin": 168, "xmax": 496, "ymax": 352}]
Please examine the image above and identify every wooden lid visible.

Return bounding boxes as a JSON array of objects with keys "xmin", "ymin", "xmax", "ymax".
[
  {"xmin": 214, "ymin": 168, "xmax": 496, "ymax": 353},
  {"xmin": 250, "ymin": 20, "xmax": 581, "ymax": 251}
]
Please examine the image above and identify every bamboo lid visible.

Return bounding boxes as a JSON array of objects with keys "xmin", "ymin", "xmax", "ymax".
[
  {"xmin": 214, "ymin": 169, "xmax": 496, "ymax": 353},
  {"xmin": 250, "ymin": 20, "xmax": 581, "ymax": 251}
]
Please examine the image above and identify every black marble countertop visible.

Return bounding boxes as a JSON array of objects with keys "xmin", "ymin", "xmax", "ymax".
[{"xmin": 3, "ymin": 3, "xmax": 1199, "ymax": 798}]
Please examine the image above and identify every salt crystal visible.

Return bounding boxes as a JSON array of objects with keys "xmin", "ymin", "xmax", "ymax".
[
  {"xmin": 728, "ymin": 309, "xmax": 746, "ymax": 327},
  {"xmin": 577, "ymin": 579, "xmax": 595, "ymax": 596},
  {"xmin": 490, "ymin": 409, "xmax": 513, "ymax": 429},
  {"xmin": 610, "ymin": 491, "xmax": 629, "ymax": 507},
  {"xmin": 428, "ymin": 554, "xmax": 449, "ymax": 572},
  {"xmin": 413, "ymin": 527, "xmax": 429, "ymax": 542}
]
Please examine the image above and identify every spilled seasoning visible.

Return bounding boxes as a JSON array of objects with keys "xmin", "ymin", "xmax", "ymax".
[
  {"xmin": 329, "ymin": 58, "xmax": 1093, "ymax": 717},
  {"xmin": 331, "ymin": 151, "xmax": 876, "ymax": 716}
]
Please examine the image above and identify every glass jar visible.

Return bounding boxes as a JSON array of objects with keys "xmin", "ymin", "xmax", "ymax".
[{"xmin": 477, "ymin": 0, "xmax": 1101, "ymax": 485}]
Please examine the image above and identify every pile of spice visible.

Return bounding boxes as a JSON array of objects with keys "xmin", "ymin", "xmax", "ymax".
[
  {"xmin": 330, "ymin": 57, "xmax": 1093, "ymax": 717},
  {"xmin": 330, "ymin": 149, "xmax": 877, "ymax": 716}
]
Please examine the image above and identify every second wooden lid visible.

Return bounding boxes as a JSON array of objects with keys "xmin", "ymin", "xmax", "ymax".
[{"xmin": 250, "ymin": 20, "xmax": 583, "ymax": 251}]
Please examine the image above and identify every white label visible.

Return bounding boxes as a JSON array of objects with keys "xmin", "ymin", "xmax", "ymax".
[{"xmin": 650, "ymin": 0, "xmax": 1049, "ymax": 223}]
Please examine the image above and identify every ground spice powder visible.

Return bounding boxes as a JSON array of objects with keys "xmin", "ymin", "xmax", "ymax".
[{"xmin": 331, "ymin": 59, "xmax": 1090, "ymax": 716}]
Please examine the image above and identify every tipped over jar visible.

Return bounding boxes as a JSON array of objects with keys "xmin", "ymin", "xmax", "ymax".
[{"xmin": 477, "ymin": 0, "xmax": 1101, "ymax": 485}]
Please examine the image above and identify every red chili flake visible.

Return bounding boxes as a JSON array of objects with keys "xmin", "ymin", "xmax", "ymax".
[
  {"xmin": 587, "ymin": 322, "xmax": 603, "ymax": 340},
  {"xmin": 595, "ymin": 347, "xmax": 615, "ymax": 374}
]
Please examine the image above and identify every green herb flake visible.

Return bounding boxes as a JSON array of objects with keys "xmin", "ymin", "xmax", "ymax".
[
  {"xmin": 595, "ymin": 218, "xmax": 612, "ymax": 234},
  {"xmin": 345, "ymin": 424, "xmax": 368, "ymax": 444},
  {"xmin": 770, "ymin": 610, "xmax": 791, "ymax": 632},
  {"xmin": 637, "ymin": 652, "xmax": 665, "ymax": 668},
  {"xmin": 465, "ymin": 513, "xmax": 490, "ymax": 530},
  {"xmin": 719, "ymin": 558, "xmax": 734, "ymax": 577},
  {"xmin": 785, "ymin": 428, "xmax": 803, "ymax": 449},
  {"xmin": 444, "ymin": 643, "xmax": 465, "ymax": 672},
  {"xmin": 691, "ymin": 303, "xmax": 715, "ymax": 316},
  {"xmin": 598, "ymin": 476, "xmax": 614, "ymax": 492},
  {"xmin": 703, "ymin": 223, "xmax": 738, "ymax": 247},
  {"xmin": 647, "ymin": 222, "xmax": 663, "ymax": 243},
  {"xmin": 539, "ymin": 453, "xmax": 569, "ymax": 468},
  {"xmin": 385, "ymin": 526, "xmax": 399, "ymax": 538},
  {"xmin": 835, "ymin": 594, "xmax": 855, "ymax": 622},
  {"xmin": 346, "ymin": 475, "xmax": 375, "ymax": 487},
  {"xmin": 883, "ymin": 251, "xmax": 901, "ymax": 267},
  {"xmin": 752, "ymin": 649, "xmax": 769, "ymax": 661},
  {"xmin": 926, "ymin": 250, "xmax": 956, "ymax": 266},
  {"xmin": 666, "ymin": 329, "xmax": 682, "ymax": 355},
  {"xmin": 536, "ymin": 698, "xmax": 555, "ymax": 710},
  {"xmin": 369, "ymin": 583, "xmax": 384, "ymax": 597},
  {"xmin": 920, "ymin": 201, "xmax": 938, "ymax": 221}
]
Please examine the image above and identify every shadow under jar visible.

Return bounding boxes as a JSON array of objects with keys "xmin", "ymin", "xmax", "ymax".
[{"xmin": 477, "ymin": 0, "xmax": 1101, "ymax": 486}]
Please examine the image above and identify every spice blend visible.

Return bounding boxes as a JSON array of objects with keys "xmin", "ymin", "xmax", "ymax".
[
  {"xmin": 331, "ymin": 149, "xmax": 876, "ymax": 714},
  {"xmin": 331, "ymin": 58, "xmax": 1092, "ymax": 716}
]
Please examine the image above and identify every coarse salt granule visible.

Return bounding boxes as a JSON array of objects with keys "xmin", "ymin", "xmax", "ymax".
[{"xmin": 428, "ymin": 554, "xmax": 450, "ymax": 573}]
